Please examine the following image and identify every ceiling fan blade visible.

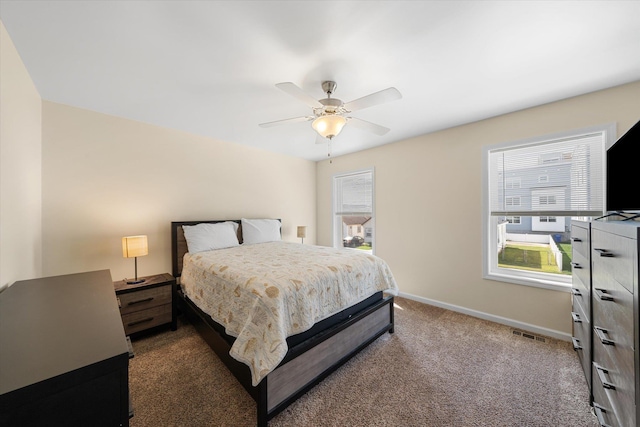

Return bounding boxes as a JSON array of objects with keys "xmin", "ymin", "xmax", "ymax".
[
  {"xmin": 259, "ymin": 116, "xmax": 314, "ymax": 128},
  {"xmin": 275, "ymin": 82, "xmax": 323, "ymax": 108},
  {"xmin": 343, "ymin": 87, "xmax": 402, "ymax": 112},
  {"xmin": 346, "ymin": 117, "xmax": 390, "ymax": 136}
]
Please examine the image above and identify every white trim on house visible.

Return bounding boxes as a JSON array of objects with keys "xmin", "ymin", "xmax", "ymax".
[{"xmin": 397, "ymin": 291, "xmax": 571, "ymax": 342}]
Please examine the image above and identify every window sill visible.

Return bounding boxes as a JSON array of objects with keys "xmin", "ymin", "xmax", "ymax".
[{"xmin": 484, "ymin": 271, "xmax": 572, "ymax": 293}]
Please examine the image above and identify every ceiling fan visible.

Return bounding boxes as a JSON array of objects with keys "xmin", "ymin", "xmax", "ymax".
[{"xmin": 259, "ymin": 81, "xmax": 402, "ymax": 143}]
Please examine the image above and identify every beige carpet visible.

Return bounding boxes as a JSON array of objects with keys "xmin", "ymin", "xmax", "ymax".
[{"xmin": 128, "ymin": 297, "xmax": 597, "ymax": 427}]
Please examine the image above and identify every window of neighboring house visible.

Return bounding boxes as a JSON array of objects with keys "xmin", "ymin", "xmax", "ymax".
[
  {"xmin": 483, "ymin": 124, "xmax": 613, "ymax": 291},
  {"xmin": 333, "ymin": 168, "xmax": 374, "ymax": 253},
  {"xmin": 505, "ymin": 196, "xmax": 521, "ymax": 207},
  {"xmin": 505, "ymin": 177, "xmax": 521, "ymax": 189},
  {"xmin": 506, "ymin": 216, "xmax": 521, "ymax": 224}
]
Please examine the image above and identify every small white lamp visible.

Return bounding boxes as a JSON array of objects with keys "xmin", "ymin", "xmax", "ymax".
[
  {"xmin": 122, "ymin": 235, "xmax": 148, "ymax": 284},
  {"xmin": 297, "ymin": 226, "xmax": 307, "ymax": 244}
]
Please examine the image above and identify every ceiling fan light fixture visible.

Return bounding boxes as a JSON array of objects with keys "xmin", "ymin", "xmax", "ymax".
[{"xmin": 312, "ymin": 115, "xmax": 346, "ymax": 139}]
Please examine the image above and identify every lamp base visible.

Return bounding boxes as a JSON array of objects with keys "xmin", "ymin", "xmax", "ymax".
[{"xmin": 126, "ymin": 278, "xmax": 146, "ymax": 285}]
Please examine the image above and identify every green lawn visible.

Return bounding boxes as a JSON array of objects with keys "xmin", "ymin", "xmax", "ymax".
[{"xmin": 499, "ymin": 243, "xmax": 572, "ymax": 275}]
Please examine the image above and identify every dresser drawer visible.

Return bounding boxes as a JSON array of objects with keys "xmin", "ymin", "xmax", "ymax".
[
  {"xmin": 593, "ymin": 341, "xmax": 635, "ymax": 427},
  {"xmin": 571, "ymin": 301, "xmax": 591, "ymax": 388},
  {"xmin": 571, "ymin": 223, "xmax": 590, "ymax": 258},
  {"xmin": 592, "ymin": 374, "xmax": 621, "ymax": 427},
  {"xmin": 118, "ymin": 285, "xmax": 172, "ymax": 315},
  {"xmin": 571, "ymin": 251, "xmax": 591, "ymax": 317},
  {"xmin": 592, "ymin": 229, "xmax": 636, "ymax": 293},
  {"xmin": 592, "ymin": 276, "xmax": 634, "ymax": 341},
  {"xmin": 121, "ymin": 304, "xmax": 172, "ymax": 335}
]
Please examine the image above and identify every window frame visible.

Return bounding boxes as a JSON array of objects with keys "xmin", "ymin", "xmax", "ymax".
[
  {"xmin": 332, "ymin": 167, "xmax": 375, "ymax": 253},
  {"xmin": 482, "ymin": 123, "xmax": 614, "ymax": 292}
]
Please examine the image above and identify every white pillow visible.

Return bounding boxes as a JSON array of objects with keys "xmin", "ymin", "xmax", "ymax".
[
  {"xmin": 182, "ymin": 221, "xmax": 239, "ymax": 253},
  {"xmin": 241, "ymin": 218, "xmax": 281, "ymax": 245}
]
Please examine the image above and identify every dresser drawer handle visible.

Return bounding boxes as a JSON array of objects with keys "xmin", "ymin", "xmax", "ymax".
[
  {"xmin": 571, "ymin": 337, "xmax": 582, "ymax": 351},
  {"xmin": 594, "ymin": 288, "xmax": 614, "ymax": 301},
  {"xmin": 570, "ymin": 262, "xmax": 581, "ymax": 269},
  {"xmin": 594, "ymin": 326, "xmax": 615, "ymax": 346},
  {"xmin": 571, "ymin": 288, "xmax": 582, "ymax": 297},
  {"xmin": 594, "ymin": 363, "xmax": 616, "ymax": 390},
  {"xmin": 128, "ymin": 317, "xmax": 154, "ymax": 327},
  {"xmin": 593, "ymin": 402, "xmax": 612, "ymax": 427},
  {"xmin": 128, "ymin": 297, "xmax": 154, "ymax": 306},
  {"xmin": 594, "ymin": 248, "xmax": 614, "ymax": 257},
  {"xmin": 571, "ymin": 312, "xmax": 582, "ymax": 323},
  {"xmin": 570, "ymin": 237, "xmax": 582, "ymax": 242}
]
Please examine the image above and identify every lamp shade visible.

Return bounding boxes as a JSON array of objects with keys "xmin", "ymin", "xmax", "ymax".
[
  {"xmin": 122, "ymin": 235, "xmax": 148, "ymax": 258},
  {"xmin": 312, "ymin": 115, "xmax": 346, "ymax": 139},
  {"xmin": 297, "ymin": 226, "xmax": 307, "ymax": 239}
]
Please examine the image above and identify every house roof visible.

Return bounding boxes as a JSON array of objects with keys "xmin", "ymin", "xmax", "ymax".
[
  {"xmin": 342, "ymin": 216, "xmax": 372, "ymax": 226},
  {"xmin": 1, "ymin": 1, "xmax": 638, "ymax": 161}
]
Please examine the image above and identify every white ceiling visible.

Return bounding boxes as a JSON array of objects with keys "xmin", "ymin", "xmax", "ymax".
[{"xmin": 1, "ymin": 1, "xmax": 639, "ymax": 161}]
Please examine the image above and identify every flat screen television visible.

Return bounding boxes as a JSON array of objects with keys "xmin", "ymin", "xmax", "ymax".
[{"xmin": 606, "ymin": 119, "xmax": 640, "ymax": 213}]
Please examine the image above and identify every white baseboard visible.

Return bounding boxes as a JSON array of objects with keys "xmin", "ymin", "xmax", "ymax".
[{"xmin": 397, "ymin": 291, "xmax": 571, "ymax": 342}]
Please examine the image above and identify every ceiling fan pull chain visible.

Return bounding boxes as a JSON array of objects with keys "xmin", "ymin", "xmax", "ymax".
[{"xmin": 328, "ymin": 138, "xmax": 333, "ymax": 164}]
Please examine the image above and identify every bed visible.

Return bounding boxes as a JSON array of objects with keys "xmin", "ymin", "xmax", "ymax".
[{"xmin": 171, "ymin": 219, "xmax": 397, "ymax": 427}]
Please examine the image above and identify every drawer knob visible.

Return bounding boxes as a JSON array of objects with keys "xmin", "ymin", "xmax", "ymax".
[
  {"xmin": 594, "ymin": 288, "xmax": 614, "ymax": 302},
  {"xmin": 594, "ymin": 362, "xmax": 616, "ymax": 390},
  {"xmin": 594, "ymin": 248, "xmax": 615, "ymax": 257},
  {"xmin": 594, "ymin": 326, "xmax": 615, "ymax": 346},
  {"xmin": 128, "ymin": 297, "xmax": 154, "ymax": 306},
  {"xmin": 571, "ymin": 312, "xmax": 582, "ymax": 323},
  {"xmin": 592, "ymin": 402, "xmax": 611, "ymax": 427},
  {"xmin": 571, "ymin": 337, "xmax": 582, "ymax": 351},
  {"xmin": 128, "ymin": 317, "xmax": 154, "ymax": 327}
]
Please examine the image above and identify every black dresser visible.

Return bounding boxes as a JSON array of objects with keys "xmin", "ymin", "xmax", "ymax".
[
  {"xmin": 571, "ymin": 220, "xmax": 639, "ymax": 427},
  {"xmin": 0, "ymin": 270, "xmax": 130, "ymax": 427}
]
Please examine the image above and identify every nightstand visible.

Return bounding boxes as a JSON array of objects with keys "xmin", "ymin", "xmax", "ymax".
[{"xmin": 114, "ymin": 273, "xmax": 177, "ymax": 336}]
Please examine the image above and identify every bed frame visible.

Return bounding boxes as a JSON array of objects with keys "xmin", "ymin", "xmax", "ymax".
[{"xmin": 171, "ymin": 220, "xmax": 394, "ymax": 427}]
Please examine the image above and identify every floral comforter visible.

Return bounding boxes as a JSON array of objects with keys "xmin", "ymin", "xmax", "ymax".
[{"xmin": 180, "ymin": 241, "xmax": 398, "ymax": 385}]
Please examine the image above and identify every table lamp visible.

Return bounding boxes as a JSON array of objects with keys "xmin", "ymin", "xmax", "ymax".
[
  {"xmin": 122, "ymin": 235, "xmax": 148, "ymax": 284},
  {"xmin": 297, "ymin": 226, "xmax": 307, "ymax": 244}
]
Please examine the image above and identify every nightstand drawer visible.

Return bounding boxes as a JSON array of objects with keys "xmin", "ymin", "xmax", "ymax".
[
  {"xmin": 118, "ymin": 285, "xmax": 171, "ymax": 315},
  {"xmin": 122, "ymin": 304, "xmax": 172, "ymax": 335}
]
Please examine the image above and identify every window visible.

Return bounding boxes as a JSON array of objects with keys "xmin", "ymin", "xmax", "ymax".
[
  {"xmin": 333, "ymin": 168, "xmax": 374, "ymax": 253},
  {"xmin": 505, "ymin": 177, "xmax": 521, "ymax": 189},
  {"xmin": 505, "ymin": 196, "xmax": 521, "ymax": 207},
  {"xmin": 483, "ymin": 124, "xmax": 613, "ymax": 291}
]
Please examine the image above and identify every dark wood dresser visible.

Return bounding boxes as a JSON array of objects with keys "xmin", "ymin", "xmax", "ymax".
[
  {"xmin": 572, "ymin": 220, "xmax": 639, "ymax": 427},
  {"xmin": 0, "ymin": 270, "xmax": 130, "ymax": 427}
]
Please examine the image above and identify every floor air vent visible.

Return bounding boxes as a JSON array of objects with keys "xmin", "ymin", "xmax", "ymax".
[{"xmin": 512, "ymin": 329, "xmax": 546, "ymax": 343}]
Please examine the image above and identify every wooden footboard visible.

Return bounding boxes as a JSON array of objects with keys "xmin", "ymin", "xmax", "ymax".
[{"xmin": 178, "ymin": 291, "xmax": 394, "ymax": 427}]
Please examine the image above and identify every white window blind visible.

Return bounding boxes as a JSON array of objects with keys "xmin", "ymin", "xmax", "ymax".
[
  {"xmin": 488, "ymin": 131, "xmax": 605, "ymax": 217},
  {"xmin": 334, "ymin": 171, "xmax": 373, "ymax": 216}
]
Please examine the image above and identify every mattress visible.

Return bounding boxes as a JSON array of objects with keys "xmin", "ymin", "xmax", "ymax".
[{"xmin": 180, "ymin": 241, "xmax": 398, "ymax": 385}]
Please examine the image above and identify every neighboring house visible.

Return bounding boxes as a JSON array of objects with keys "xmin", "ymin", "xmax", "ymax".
[
  {"xmin": 498, "ymin": 150, "xmax": 578, "ymax": 234},
  {"xmin": 342, "ymin": 216, "xmax": 372, "ymax": 243}
]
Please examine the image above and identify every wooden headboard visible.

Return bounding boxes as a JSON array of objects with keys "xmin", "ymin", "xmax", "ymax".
[{"xmin": 171, "ymin": 220, "xmax": 242, "ymax": 278}]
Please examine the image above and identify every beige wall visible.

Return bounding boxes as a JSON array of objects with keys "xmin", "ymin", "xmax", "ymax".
[
  {"xmin": 0, "ymin": 21, "xmax": 42, "ymax": 289},
  {"xmin": 41, "ymin": 102, "xmax": 316, "ymax": 281},
  {"xmin": 317, "ymin": 80, "xmax": 640, "ymax": 336}
]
